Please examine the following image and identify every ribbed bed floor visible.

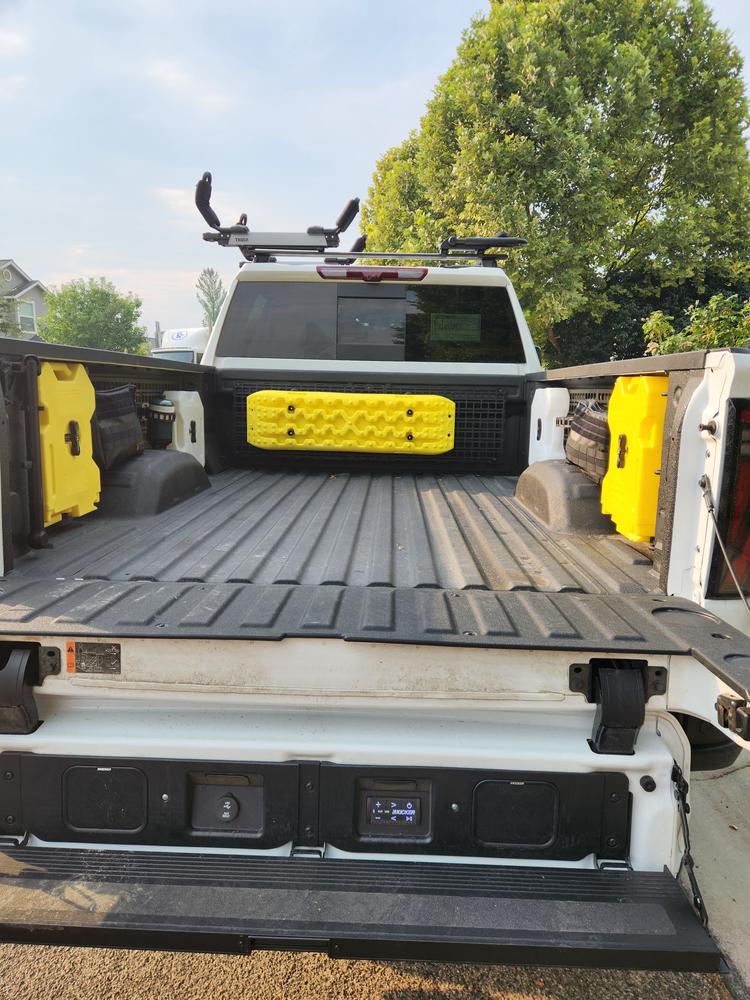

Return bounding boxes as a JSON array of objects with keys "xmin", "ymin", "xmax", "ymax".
[{"xmin": 16, "ymin": 469, "xmax": 658, "ymax": 595}]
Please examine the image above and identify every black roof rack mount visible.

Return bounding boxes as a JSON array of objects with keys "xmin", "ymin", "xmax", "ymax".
[{"xmin": 194, "ymin": 171, "xmax": 527, "ymax": 266}]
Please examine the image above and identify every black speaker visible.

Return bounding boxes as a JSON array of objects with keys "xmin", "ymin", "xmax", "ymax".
[
  {"xmin": 64, "ymin": 766, "xmax": 147, "ymax": 833},
  {"xmin": 473, "ymin": 779, "xmax": 558, "ymax": 848}
]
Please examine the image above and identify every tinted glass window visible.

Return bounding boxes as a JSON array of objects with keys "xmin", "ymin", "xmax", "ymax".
[
  {"xmin": 218, "ymin": 281, "xmax": 524, "ymax": 363},
  {"xmin": 152, "ymin": 350, "xmax": 195, "ymax": 363},
  {"xmin": 406, "ymin": 284, "xmax": 523, "ymax": 363},
  {"xmin": 220, "ymin": 282, "xmax": 337, "ymax": 359},
  {"xmin": 337, "ymin": 295, "xmax": 406, "ymax": 361}
]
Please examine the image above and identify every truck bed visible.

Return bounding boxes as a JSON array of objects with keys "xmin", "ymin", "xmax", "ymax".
[
  {"xmin": 14, "ymin": 468, "xmax": 658, "ymax": 593},
  {"xmin": 9, "ymin": 466, "xmax": 747, "ymax": 675}
]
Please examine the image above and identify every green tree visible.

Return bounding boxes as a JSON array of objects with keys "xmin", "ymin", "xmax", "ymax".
[
  {"xmin": 644, "ymin": 293, "xmax": 750, "ymax": 355},
  {"xmin": 39, "ymin": 278, "xmax": 148, "ymax": 354},
  {"xmin": 196, "ymin": 267, "xmax": 226, "ymax": 329},
  {"xmin": 363, "ymin": 0, "xmax": 750, "ymax": 362},
  {"xmin": 553, "ymin": 266, "xmax": 750, "ymax": 365},
  {"xmin": 0, "ymin": 298, "xmax": 22, "ymax": 338}
]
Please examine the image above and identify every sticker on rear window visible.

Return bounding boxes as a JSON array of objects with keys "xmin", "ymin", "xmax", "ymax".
[
  {"xmin": 429, "ymin": 313, "xmax": 481, "ymax": 343},
  {"xmin": 66, "ymin": 641, "xmax": 121, "ymax": 675}
]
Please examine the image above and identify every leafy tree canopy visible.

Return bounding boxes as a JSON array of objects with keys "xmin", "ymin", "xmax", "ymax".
[
  {"xmin": 39, "ymin": 278, "xmax": 148, "ymax": 354},
  {"xmin": 0, "ymin": 298, "xmax": 22, "ymax": 339},
  {"xmin": 196, "ymin": 267, "xmax": 226, "ymax": 329},
  {"xmin": 645, "ymin": 293, "xmax": 750, "ymax": 355},
  {"xmin": 553, "ymin": 266, "xmax": 750, "ymax": 366},
  {"xmin": 363, "ymin": 0, "xmax": 750, "ymax": 362}
]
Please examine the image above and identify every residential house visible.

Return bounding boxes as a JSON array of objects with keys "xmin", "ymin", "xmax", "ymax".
[{"xmin": 0, "ymin": 260, "xmax": 48, "ymax": 338}]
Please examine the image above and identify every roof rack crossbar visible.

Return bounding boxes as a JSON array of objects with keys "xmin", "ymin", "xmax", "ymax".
[{"xmin": 240, "ymin": 249, "xmax": 517, "ymax": 268}]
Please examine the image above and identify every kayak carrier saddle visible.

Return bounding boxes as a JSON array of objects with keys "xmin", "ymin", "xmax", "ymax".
[{"xmin": 194, "ymin": 170, "xmax": 527, "ymax": 267}]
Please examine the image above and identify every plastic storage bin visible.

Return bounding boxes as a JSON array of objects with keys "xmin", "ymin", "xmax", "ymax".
[
  {"xmin": 600, "ymin": 375, "xmax": 668, "ymax": 542},
  {"xmin": 38, "ymin": 361, "xmax": 100, "ymax": 527}
]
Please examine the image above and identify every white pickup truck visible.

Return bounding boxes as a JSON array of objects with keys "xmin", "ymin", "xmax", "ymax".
[{"xmin": 0, "ymin": 177, "xmax": 747, "ymax": 971}]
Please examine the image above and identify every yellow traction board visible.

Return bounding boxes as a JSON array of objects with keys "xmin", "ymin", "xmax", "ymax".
[{"xmin": 247, "ymin": 390, "xmax": 456, "ymax": 455}]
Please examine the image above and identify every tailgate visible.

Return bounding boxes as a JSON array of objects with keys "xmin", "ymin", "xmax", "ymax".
[{"xmin": 0, "ymin": 848, "xmax": 719, "ymax": 971}]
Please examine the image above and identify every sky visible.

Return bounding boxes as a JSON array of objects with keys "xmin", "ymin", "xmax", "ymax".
[{"xmin": 1, "ymin": 0, "xmax": 749, "ymax": 335}]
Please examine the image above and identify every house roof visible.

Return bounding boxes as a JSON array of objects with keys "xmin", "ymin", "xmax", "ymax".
[
  {"xmin": 1, "ymin": 259, "xmax": 31, "ymax": 282},
  {"xmin": 5, "ymin": 277, "xmax": 46, "ymax": 298},
  {"xmin": 0, "ymin": 260, "xmax": 48, "ymax": 297}
]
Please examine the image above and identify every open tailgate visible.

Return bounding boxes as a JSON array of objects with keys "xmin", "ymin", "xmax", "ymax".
[{"xmin": 0, "ymin": 847, "xmax": 719, "ymax": 971}]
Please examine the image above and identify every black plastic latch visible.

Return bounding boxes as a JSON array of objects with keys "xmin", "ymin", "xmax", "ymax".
[
  {"xmin": 570, "ymin": 660, "xmax": 665, "ymax": 755},
  {"xmin": 716, "ymin": 694, "xmax": 750, "ymax": 740},
  {"xmin": 0, "ymin": 649, "xmax": 39, "ymax": 735}
]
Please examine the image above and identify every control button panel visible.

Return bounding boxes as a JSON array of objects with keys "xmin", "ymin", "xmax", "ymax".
[
  {"xmin": 357, "ymin": 779, "xmax": 431, "ymax": 839},
  {"xmin": 366, "ymin": 796, "xmax": 421, "ymax": 828},
  {"xmin": 190, "ymin": 774, "xmax": 263, "ymax": 834}
]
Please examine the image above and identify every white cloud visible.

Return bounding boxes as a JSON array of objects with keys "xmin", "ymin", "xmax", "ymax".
[
  {"xmin": 0, "ymin": 74, "xmax": 27, "ymax": 102},
  {"xmin": 0, "ymin": 30, "xmax": 27, "ymax": 57},
  {"xmin": 47, "ymin": 265, "xmax": 211, "ymax": 330},
  {"xmin": 146, "ymin": 58, "xmax": 232, "ymax": 112},
  {"xmin": 154, "ymin": 184, "xmax": 302, "ymax": 231},
  {"xmin": 155, "ymin": 186, "xmax": 195, "ymax": 219},
  {"xmin": 148, "ymin": 58, "xmax": 189, "ymax": 91}
]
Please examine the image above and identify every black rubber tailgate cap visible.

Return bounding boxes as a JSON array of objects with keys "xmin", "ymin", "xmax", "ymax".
[{"xmin": 0, "ymin": 848, "xmax": 720, "ymax": 971}]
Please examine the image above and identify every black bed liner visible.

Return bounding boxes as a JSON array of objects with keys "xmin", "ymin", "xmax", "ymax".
[
  {"xmin": 0, "ymin": 847, "xmax": 720, "ymax": 970},
  {"xmin": 2, "ymin": 469, "xmax": 750, "ymax": 696},
  {"xmin": 12, "ymin": 469, "xmax": 656, "ymax": 592},
  {"xmin": 1, "ymin": 582, "xmax": 748, "ymax": 697}
]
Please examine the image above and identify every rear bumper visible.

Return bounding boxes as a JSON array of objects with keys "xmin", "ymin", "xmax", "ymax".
[{"xmin": 0, "ymin": 847, "xmax": 720, "ymax": 971}]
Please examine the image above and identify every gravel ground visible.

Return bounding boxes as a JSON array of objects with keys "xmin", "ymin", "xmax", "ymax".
[{"xmin": 0, "ymin": 947, "xmax": 734, "ymax": 1000}]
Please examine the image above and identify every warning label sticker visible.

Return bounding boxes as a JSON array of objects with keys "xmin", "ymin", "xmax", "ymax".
[{"xmin": 66, "ymin": 641, "xmax": 122, "ymax": 675}]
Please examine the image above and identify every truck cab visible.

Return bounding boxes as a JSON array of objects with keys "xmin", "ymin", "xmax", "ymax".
[{"xmin": 204, "ymin": 260, "xmax": 540, "ymax": 375}]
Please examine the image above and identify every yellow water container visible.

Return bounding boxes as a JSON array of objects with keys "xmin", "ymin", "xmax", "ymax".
[
  {"xmin": 247, "ymin": 389, "xmax": 456, "ymax": 455},
  {"xmin": 38, "ymin": 361, "xmax": 101, "ymax": 526},
  {"xmin": 600, "ymin": 375, "xmax": 668, "ymax": 542}
]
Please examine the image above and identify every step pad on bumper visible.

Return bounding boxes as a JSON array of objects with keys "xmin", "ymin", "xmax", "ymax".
[{"xmin": 0, "ymin": 848, "xmax": 719, "ymax": 970}]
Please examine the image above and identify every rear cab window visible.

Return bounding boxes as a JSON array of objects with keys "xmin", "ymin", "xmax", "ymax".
[
  {"xmin": 151, "ymin": 350, "xmax": 198, "ymax": 364},
  {"xmin": 215, "ymin": 277, "xmax": 528, "ymax": 365}
]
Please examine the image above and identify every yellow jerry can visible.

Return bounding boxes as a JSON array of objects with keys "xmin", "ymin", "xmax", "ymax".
[
  {"xmin": 600, "ymin": 375, "xmax": 668, "ymax": 542},
  {"xmin": 38, "ymin": 361, "xmax": 101, "ymax": 527},
  {"xmin": 247, "ymin": 389, "xmax": 456, "ymax": 455}
]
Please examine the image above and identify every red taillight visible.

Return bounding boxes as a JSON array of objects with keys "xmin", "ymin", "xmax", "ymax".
[
  {"xmin": 711, "ymin": 402, "xmax": 750, "ymax": 597},
  {"xmin": 316, "ymin": 266, "xmax": 428, "ymax": 282}
]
